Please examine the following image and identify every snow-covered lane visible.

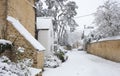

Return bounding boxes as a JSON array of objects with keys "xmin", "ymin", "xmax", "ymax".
[{"xmin": 43, "ymin": 51, "xmax": 120, "ymax": 76}]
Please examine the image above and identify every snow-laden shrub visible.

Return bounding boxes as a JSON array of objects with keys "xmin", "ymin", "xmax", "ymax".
[
  {"xmin": 15, "ymin": 58, "xmax": 33, "ymax": 76},
  {"xmin": 44, "ymin": 55, "xmax": 61, "ymax": 68},
  {"xmin": 55, "ymin": 51, "xmax": 65, "ymax": 62},
  {"xmin": 0, "ymin": 56, "xmax": 33, "ymax": 76},
  {"xmin": 54, "ymin": 47, "xmax": 68, "ymax": 62},
  {"xmin": 44, "ymin": 46, "xmax": 68, "ymax": 68},
  {"xmin": 0, "ymin": 39, "xmax": 12, "ymax": 53}
]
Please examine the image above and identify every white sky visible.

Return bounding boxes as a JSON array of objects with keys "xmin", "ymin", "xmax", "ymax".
[
  {"xmin": 73, "ymin": 0, "xmax": 120, "ymax": 30},
  {"xmin": 74, "ymin": 0, "xmax": 104, "ymax": 16},
  {"xmin": 73, "ymin": 0, "xmax": 107, "ymax": 30}
]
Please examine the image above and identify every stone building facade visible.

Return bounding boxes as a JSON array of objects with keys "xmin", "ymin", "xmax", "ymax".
[{"xmin": 0, "ymin": 0, "xmax": 44, "ymax": 69}]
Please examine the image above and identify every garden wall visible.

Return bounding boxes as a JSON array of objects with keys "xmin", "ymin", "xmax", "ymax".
[{"xmin": 87, "ymin": 40, "xmax": 120, "ymax": 62}]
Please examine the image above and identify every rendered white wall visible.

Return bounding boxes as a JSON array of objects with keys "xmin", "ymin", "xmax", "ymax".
[{"xmin": 38, "ymin": 29, "xmax": 53, "ymax": 55}]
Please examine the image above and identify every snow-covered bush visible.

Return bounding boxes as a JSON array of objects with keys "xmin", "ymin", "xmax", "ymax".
[
  {"xmin": 0, "ymin": 39, "xmax": 12, "ymax": 53},
  {"xmin": 44, "ymin": 46, "xmax": 68, "ymax": 68},
  {"xmin": 54, "ymin": 47, "xmax": 68, "ymax": 62},
  {"xmin": 44, "ymin": 55, "xmax": 61, "ymax": 68},
  {"xmin": 0, "ymin": 56, "xmax": 34, "ymax": 76},
  {"xmin": 14, "ymin": 58, "xmax": 33, "ymax": 76}
]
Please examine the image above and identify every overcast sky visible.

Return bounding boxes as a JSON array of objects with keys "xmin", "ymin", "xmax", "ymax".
[
  {"xmin": 73, "ymin": 0, "xmax": 107, "ymax": 30},
  {"xmin": 73, "ymin": 0, "xmax": 120, "ymax": 30},
  {"xmin": 74, "ymin": 0, "xmax": 105, "ymax": 16}
]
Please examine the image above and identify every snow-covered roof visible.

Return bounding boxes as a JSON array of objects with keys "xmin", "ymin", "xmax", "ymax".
[
  {"xmin": 0, "ymin": 39, "xmax": 12, "ymax": 45},
  {"xmin": 7, "ymin": 16, "xmax": 45, "ymax": 51},
  {"xmin": 36, "ymin": 17, "xmax": 53, "ymax": 29}
]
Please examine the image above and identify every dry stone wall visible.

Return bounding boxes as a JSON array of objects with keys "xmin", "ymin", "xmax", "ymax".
[
  {"xmin": 0, "ymin": 0, "xmax": 7, "ymax": 39},
  {"xmin": 87, "ymin": 40, "xmax": 120, "ymax": 62},
  {"xmin": 0, "ymin": 0, "xmax": 44, "ymax": 69},
  {"xmin": 7, "ymin": 0, "xmax": 35, "ymax": 36}
]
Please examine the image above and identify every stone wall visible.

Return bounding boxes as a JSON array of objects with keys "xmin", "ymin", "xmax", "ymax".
[
  {"xmin": 87, "ymin": 40, "xmax": 120, "ymax": 62},
  {"xmin": 7, "ymin": 0, "xmax": 35, "ymax": 36},
  {"xmin": 0, "ymin": 0, "xmax": 44, "ymax": 69},
  {"xmin": 0, "ymin": 0, "xmax": 7, "ymax": 39}
]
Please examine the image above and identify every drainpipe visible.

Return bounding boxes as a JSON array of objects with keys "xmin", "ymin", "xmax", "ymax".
[
  {"xmin": 4, "ymin": 0, "xmax": 8, "ymax": 39},
  {"xmin": 34, "ymin": 0, "xmax": 38, "ymax": 40}
]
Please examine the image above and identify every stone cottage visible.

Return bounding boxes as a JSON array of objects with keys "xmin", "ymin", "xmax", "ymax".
[{"xmin": 0, "ymin": 0, "xmax": 45, "ymax": 69}]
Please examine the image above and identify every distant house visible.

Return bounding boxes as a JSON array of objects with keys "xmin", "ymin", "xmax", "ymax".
[
  {"xmin": 37, "ymin": 17, "xmax": 54, "ymax": 56},
  {"xmin": 0, "ymin": 0, "xmax": 45, "ymax": 69}
]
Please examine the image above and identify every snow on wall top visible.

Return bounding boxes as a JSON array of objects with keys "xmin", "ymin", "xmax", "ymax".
[
  {"xmin": 36, "ymin": 17, "xmax": 53, "ymax": 30},
  {"xmin": 7, "ymin": 16, "xmax": 45, "ymax": 51},
  {"xmin": 0, "ymin": 39, "xmax": 12, "ymax": 45},
  {"xmin": 91, "ymin": 36, "xmax": 120, "ymax": 43}
]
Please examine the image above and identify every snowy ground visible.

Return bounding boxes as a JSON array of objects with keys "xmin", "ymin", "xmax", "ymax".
[{"xmin": 43, "ymin": 50, "xmax": 120, "ymax": 76}]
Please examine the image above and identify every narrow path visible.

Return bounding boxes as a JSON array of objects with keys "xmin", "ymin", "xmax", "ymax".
[{"xmin": 43, "ymin": 51, "xmax": 120, "ymax": 76}]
